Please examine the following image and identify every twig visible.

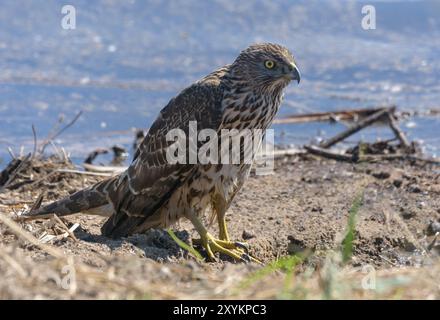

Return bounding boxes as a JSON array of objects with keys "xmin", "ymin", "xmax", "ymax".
[
  {"xmin": 52, "ymin": 214, "xmax": 78, "ymax": 241},
  {"xmin": 319, "ymin": 107, "xmax": 394, "ymax": 148},
  {"xmin": 304, "ymin": 145, "xmax": 354, "ymax": 162},
  {"xmin": 38, "ymin": 232, "xmax": 56, "ymax": 244},
  {"xmin": 49, "ymin": 141, "xmax": 63, "ymax": 159},
  {"xmin": 25, "ymin": 168, "xmax": 113, "ymax": 189},
  {"xmin": 305, "ymin": 145, "xmax": 440, "ymax": 165},
  {"xmin": 39, "ymin": 111, "xmax": 83, "ymax": 154},
  {"xmin": 7, "ymin": 147, "xmax": 16, "ymax": 159},
  {"xmin": 269, "ymin": 148, "xmax": 303, "ymax": 159},
  {"xmin": 0, "ymin": 212, "xmax": 64, "ymax": 259},
  {"xmin": 31, "ymin": 124, "xmax": 38, "ymax": 159},
  {"xmin": 387, "ymin": 112, "xmax": 412, "ymax": 150},
  {"xmin": 57, "ymin": 169, "xmax": 115, "ymax": 176},
  {"xmin": 427, "ymin": 232, "xmax": 439, "ymax": 252},
  {"xmin": 273, "ymin": 107, "xmax": 389, "ymax": 125},
  {"xmin": 82, "ymin": 163, "xmax": 126, "ymax": 174},
  {"xmin": 30, "ymin": 193, "xmax": 44, "ymax": 212},
  {"xmin": 60, "ymin": 147, "xmax": 70, "ymax": 163},
  {"xmin": 355, "ymin": 153, "xmax": 440, "ymax": 165},
  {"xmin": 378, "ymin": 254, "xmax": 399, "ymax": 267}
]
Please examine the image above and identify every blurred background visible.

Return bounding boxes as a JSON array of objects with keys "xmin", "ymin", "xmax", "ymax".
[{"xmin": 0, "ymin": 0, "xmax": 439, "ymax": 167}]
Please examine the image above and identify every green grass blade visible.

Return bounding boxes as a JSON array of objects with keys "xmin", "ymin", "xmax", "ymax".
[
  {"xmin": 341, "ymin": 192, "xmax": 364, "ymax": 263},
  {"xmin": 167, "ymin": 229, "xmax": 204, "ymax": 262},
  {"xmin": 237, "ymin": 254, "xmax": 303, "ymax": 291}
]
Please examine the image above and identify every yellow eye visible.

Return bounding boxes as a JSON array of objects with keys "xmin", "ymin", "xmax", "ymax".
[{"xmin": 264, "ymin": 60, "xmax": 275, "ymax": 69}]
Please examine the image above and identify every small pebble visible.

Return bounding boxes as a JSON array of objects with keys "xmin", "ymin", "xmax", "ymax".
[
  {"xmin": 393, "ymin": 179, "xmax": 403, "ymax": 188},
  {"xmin": 427, "ymin": 221, "xmax": 440, "ymax": 236},
  {"xmin": 242, "ymin": 230, "xmax": 255, "ymax": 240},
  {"xmin": 408, "ymin": 185, "xmax": 422, "ymax": 193},
  {"xmin": 287, "ymin": 235, "xmax": 307, "ymax": 254},
  {"xmin": 401, "ymin": 211, "xmax": 416, "ymax": 219},
  {"xmin": 371, "ymin": 171, "xmax": 391, "ymax": 179}
]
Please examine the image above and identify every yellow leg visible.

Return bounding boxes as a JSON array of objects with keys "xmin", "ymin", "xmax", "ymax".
[
  {"xmin": 217, "ymin": 214, "xmax": 250, "ymax": 252},
  {"xmin": 218, "ymin": 214, "xmax": 230, "ymax": 241},
  {"xmin": 188, "ymin": 211, "xmax": 261, "ymax": 264}
]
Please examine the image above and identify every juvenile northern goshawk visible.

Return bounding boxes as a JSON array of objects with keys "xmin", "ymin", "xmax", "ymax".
[{"xmin": 25, "ymin": 43, "xmax": 300, "ymax": 262}]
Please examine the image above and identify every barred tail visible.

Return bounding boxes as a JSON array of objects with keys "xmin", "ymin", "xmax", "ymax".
[{"xmin": 24, "ymin": 178, "xmax": 116, "ymax": 218}]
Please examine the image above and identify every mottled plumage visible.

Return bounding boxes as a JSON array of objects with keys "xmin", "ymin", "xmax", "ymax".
[{"xmin": 24, "ymin": 43, "xmax": 300, "ymax": 261}]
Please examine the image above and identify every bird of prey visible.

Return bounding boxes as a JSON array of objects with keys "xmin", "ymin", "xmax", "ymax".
[{"xmin": 24, "ymin": 43, "xmax": 300, "ymax": 262}]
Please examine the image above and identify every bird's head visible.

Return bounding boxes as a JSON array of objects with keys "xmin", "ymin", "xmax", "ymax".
[{"xmin": 230, "ymin": 43, "xmax": 300, "ymax": 93}]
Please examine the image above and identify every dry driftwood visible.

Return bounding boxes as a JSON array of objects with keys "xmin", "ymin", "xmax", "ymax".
[
  {"xmin": 301, "ymin": 105, "xmax": 429, "ymax": 164},
  {"xmin": 387, "ymin": 112, "xmax": 412, "ymax": 150},
  {"xmin": 274, "ymin": 106, "xmax": 440, "ymax": 125},
  {"xmin": 277, "ymin": 105, "xmax": 430, "ymax": 162},
  {"xmin": 305, "ymin": 145, "xmax": 440, "ymax": 165},
  {"xmin": 273, "ymin": 107, "xmax": 389, "ymax": 125},
  {"xmin": 82, "ymin": 163, "xmax": 126, "ymax": 174},
  {"xmin": 319, "ymin": 107, "xmax": 394, "ymax": 149},
  {"xmin": 304, "ymin": 145, "xmax": 354, "ymax": 162}
]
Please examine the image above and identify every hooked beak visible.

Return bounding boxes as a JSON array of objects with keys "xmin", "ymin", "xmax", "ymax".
[{"xmin": 290, "ymin": 64, "xmax": 301, "ymax": 84}]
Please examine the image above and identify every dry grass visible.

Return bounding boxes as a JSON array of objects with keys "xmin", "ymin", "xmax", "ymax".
[
  {"xmin": 0, "ymin": 154, "xmax": 439, "ymax": 299},
  {"xmin": 0, "ymin": 194, "xmax": 438, "ymax": 299},
  {"xmin": 0, "ymin": 218, "xmax": 438, "ymax": 299}
]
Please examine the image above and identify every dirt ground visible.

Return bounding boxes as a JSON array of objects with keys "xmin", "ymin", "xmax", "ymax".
[{"xmin": 0, "ymin": 154, "xmax": 439, "ymax": 299}]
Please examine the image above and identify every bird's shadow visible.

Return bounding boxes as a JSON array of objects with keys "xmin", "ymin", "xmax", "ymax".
[{"xmin": 74, "ymin": 226, "xmax": 192, "ymax": 262}]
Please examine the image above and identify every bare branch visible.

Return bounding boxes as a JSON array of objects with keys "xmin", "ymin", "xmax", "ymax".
[{"xmin": 39, "ymin": 111, "xmax": 83, "ymax": 154}]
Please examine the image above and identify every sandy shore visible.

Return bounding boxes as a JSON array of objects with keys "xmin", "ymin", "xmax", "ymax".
[{"xmin": 0, "ymin": 155, "xmax": 439, "ymax": 299}]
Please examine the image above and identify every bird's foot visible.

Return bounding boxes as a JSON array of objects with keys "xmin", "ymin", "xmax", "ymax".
[{"xmin": 193, "ymin": 235, "xmax": 261, "ymax": 264}]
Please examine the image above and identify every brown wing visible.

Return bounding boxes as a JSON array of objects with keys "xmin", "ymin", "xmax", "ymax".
[{"xmin": 101, "ymin": 69, "xmax": 228, "ymax": 237}]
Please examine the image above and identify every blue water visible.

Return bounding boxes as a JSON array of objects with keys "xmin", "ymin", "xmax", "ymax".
[{"xmin": 0, "ymin": 0, "xmax": 439, "ymax": 167}]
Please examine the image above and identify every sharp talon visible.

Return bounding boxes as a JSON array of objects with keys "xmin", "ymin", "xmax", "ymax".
[
  {"xmin": 235, "ymin": 242, "xmax": 249, "ymax": 253},
  {"xmin": 250, "ymin": 256, "xmax": 263, "ymax": 265},
  {"xmin": 191, "ymin": 232, "xmax": 260, "ymax": 263}
]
